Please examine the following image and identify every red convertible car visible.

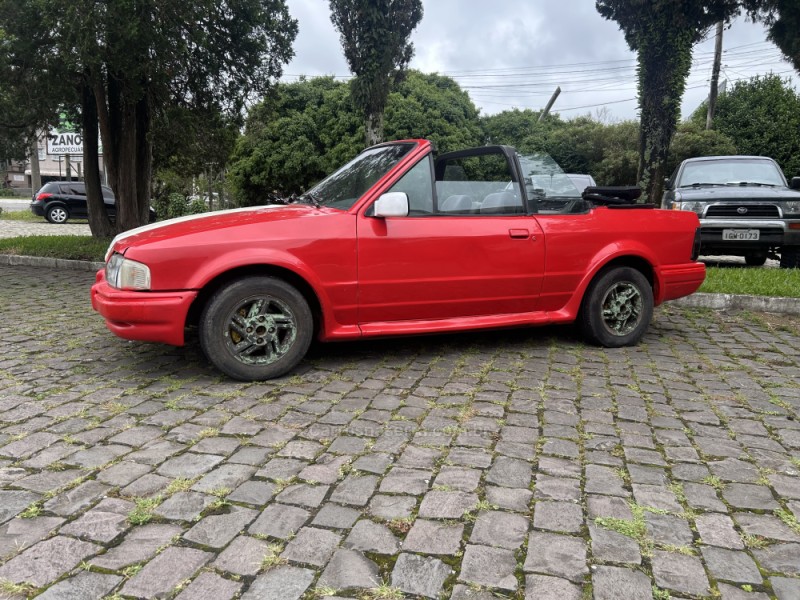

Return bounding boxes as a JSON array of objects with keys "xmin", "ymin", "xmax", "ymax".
[{"xmin": 92, "ymin": 140, "xmax": 705, "ymax": 381}]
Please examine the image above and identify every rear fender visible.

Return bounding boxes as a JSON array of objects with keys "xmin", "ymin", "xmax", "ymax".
[{"xmin": 550, "ymin": 242, "xmax": 660, "ymax": 320}]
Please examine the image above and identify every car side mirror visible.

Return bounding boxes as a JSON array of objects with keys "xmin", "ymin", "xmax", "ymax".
[
  {"xmin": 791, "ymin": 177, "xmax": 800, "ymax": 190},
  {"xmin": 663, "ymin": 177, "xmax": 672, "ymax": 191},
  {"xmin": 373, "ymin": 192, "xmax": 409, "ymax": 218}
]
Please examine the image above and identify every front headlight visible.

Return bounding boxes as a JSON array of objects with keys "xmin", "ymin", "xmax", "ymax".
[
  {"xmin": 106, "ymin": 253, "xmax": 151, "ymax": 290},
  {"xmin": 783, "ymin": 200, "xmax": 800, "ymax": 216},
  {"xmin": 678, "ymin": 201, "xmax": 705, "ymax": 215}
]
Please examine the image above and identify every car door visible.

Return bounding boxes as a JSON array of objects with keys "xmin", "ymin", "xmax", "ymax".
[
  {"xmin": 357, "ymin": 147, "xmax": 545, "ymax": 325},
  {"xmin": 65, "ymin": 182, "xmax": 88, "ymax": 218}
]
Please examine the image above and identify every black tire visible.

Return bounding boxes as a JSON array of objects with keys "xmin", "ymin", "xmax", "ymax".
[
  {"xmin": 199, "ymin": 276, "xmax": 313, "ymax": 381},
  {"xmin": 780, "ymin": 247, "xmax": 800, "ymax": 269},
  {"xmin": 744, "ymin": 252, "xmax": 768, "ymax": 267},
  {"xmin": 580, "ymin": 266, "xmax": 654, "ymax": 348},
  {"xmin": 46, "ymin": 205, "xmax": 69, "ymax": 224}
]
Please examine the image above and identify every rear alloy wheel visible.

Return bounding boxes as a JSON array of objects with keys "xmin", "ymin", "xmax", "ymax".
[
  {"xmin": 780, "ymin": 247, "xmax": 800, "ymax": 269},
  {"xmin": 580, "ymin": 266, "xmax": 654, "ymax": 347},
  {"xmin": 46, "ymin": 205, "xmax": 69, "ymax": 224},
  {"xmin": 744, "ymin": 252, "xmax": 767, "ymax": 267},
  {"xmin": 200, "ymin": 277, "xmax": 313, "ymax": 381}
]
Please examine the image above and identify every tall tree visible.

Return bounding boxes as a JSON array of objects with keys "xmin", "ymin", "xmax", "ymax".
[
  {"xmin": 0, "ymin": 0, "xmax": 297, "ymax": 236},
  {"xmin": 596, "ymin": 0, "xmax": 739, "ymax": 202},
  {"xmin": 329, "ymin": 0, "xmax": 423, "ymax": 147},
  {"xmin": 744, "ymin": 1, "xmax": 800, "ymax": 72}
]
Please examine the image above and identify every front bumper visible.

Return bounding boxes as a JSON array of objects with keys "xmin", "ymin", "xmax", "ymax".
[
  {"xmin": 656, "ymin": 262, "xmax": 706, "ymax": 304},
  {"xmin": 91, "ymin": 270, "xmax": 197, "ymax": 346}
]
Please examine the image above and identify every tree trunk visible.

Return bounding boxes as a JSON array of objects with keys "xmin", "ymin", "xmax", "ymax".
[
  {"xmin": 636, "ymin": 35, "xmax": 693, "ymax": 204},
  {"xmin": 95, "ymin": 75, "xmax": 152, "ymax": 233},
  {"xmin": 134, "ymin": 92, "xmax": 152, "ymax": 225},
  {"xmin": 82, "ymin": 82, "xmax": 114, "ymax": 238},
  {"xmin": 365, "ymin": 111, "xmax": 384, "ymax": 147},
  {"xmin": 29, "ymin": 137, "xmax": 41, "ymax": 193}
]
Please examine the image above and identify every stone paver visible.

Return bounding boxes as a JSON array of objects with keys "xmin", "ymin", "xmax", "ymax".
[{"xmin": 2, "ymin": 263, "xmax": 800, "ymax": 598}]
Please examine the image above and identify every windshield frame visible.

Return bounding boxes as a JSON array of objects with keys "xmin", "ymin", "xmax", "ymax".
[{"xmin": 305, "ymin": 142, "xmax": 417, "ymax": 211}]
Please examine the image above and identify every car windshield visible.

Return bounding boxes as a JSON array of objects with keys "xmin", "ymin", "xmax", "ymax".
[
  {"xmin": 677, "ymin": 158, "xmax": 786, "ymax": 188},
  {"xmin": 516, "ymin": 153, "xmax": 582, "ymax": 209},
  {"xmin": 305, "ymin": 143, "xmax": 415, "ymax": 210}
]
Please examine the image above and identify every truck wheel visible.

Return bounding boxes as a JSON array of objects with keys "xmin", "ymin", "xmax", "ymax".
[
  {"xmin": 780, "ymin": 247, "xmax": 800, "ymax": 269},
  {"xmin": 580, "ymin": 266, "xmax": 653, "ymax": 348},
  {"xmin": 199, "ymin": 276, "xmax": 313, "ymax": 381},
  {"xmin": 46, "ymin": 205, "xmax": 69, "ymax": 224},
  {"xmin": 745, "ymin": 252, "xmax": 767, "ymax": 267}
]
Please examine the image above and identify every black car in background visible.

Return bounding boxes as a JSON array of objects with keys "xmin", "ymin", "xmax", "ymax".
[{"xmin": 31, "ymin": 181, "xmax": 156, "ymax": 224}]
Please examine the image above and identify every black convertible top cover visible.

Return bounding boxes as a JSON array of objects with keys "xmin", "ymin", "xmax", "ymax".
[{"xmin": 582, "ymin": 186, "xmax": 642, "ymax": 205}]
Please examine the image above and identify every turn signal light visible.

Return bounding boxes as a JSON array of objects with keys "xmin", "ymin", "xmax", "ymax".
[{"xmin": 789, "ymin": 223, "xmax": 800, "ymax": 230}]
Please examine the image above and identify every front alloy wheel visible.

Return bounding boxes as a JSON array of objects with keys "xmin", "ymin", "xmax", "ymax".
[
  {"xmin": 580, "ymin": 266, "xmax": 654, "ymax": 347},
  {"xmin": 224, "ymin": 296, "xmax": 297, "ymax": 366},
  {"xmin": 200, "ymin": 277, "xmax": 313, "ymax": 381}
]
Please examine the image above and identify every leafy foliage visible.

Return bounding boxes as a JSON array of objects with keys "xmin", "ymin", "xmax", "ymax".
[
  {"xmin": 482, "ymin": 111, "xmax": 640, "ymax": 186},
  {"xmin": 666, "ymin": 122, "xmax": 737, "ymax": 175},
  {"xmin": 329, "ymin": 0, "xmax": 423, "ymax": 145},
  {"xmin": 703, "ymin": 74, "xmax": 800, "ymax": 178},
  {"xmin": 595, "ymin": 0, "xmax": 740, "ymax": 201},
  {"xmin": 228, "ymin": 72, "xmax": 482, "ymax": 205},
  {"xmin": 744, "ymin": 1, "xmax": 800, "ymax": 72}
]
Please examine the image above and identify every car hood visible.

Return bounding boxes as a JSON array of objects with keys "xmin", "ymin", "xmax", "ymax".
[
  {"xmin": 108, "ymin": 204, "xmax": 324, "ymax": 257},
  {"xmin": 676, "ymin": 186, "xmax": 800, "ymax": 201}
]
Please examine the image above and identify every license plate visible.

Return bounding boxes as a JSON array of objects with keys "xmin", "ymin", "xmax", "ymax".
[{"xmin": 722, "ymin": 229, "xmax": 760, "ymax": 241}]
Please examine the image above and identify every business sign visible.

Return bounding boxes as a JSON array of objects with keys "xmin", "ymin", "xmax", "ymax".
[{"xmin": 47, "ymin": 131, "xmax": 83, "ymax": 155}]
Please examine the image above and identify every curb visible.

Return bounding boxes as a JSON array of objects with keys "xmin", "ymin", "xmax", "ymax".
[
  {"xmin": 2, "ymin": 254, "xmax": 800, "ymax": 316},
  {"xmin": 0, "ymin": 254, "xmax": 104, "ymax": 272},
  {"xmin": 669, "ymin": 292, "xmax": 800, "ymax": 316}
]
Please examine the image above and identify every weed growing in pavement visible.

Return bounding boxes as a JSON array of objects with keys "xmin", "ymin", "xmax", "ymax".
[
  {"xmin": 775, "ymin": 508, "xmax": 800, "ymax": 535},
  {"xmin": 260, "ymin": 543, "xmax": 286, "ymax": 570},
  {"xmin": 128, "ymin": 497, "xmax": 161, "ymax": 525}
]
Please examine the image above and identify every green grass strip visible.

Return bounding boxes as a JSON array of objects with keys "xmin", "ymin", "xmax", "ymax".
[
  {"xmin": 0, "ymin": 235, "xmax": 109, "ymax": 262},
  {"xmin": 0, "ymin": 210, "xmax": 40, "ymax": 222},
  {"xmin": 700, "ymin": 266, "xmax": 800, "ymax": 298}
]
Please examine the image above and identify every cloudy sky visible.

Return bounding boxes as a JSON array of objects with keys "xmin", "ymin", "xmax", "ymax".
[{"xmin": 281, "ymin": 0, "xmax": 799, "ymax": 122}]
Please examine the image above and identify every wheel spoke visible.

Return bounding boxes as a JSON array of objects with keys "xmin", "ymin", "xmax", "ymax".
[
  {"xmin": 247, "ymin": 299, "xmax": 263, "ymax": 318},
  {"xmin": 233, "ymin": 339, "xmax": 259, "ymax": 356}
]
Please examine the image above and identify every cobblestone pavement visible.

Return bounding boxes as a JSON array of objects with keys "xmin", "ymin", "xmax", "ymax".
[{"xmin": 1, "ymin": 264, "xmax": 799, "ymax": 600}]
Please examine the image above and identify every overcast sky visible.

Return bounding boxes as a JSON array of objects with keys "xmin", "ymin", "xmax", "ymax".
[{"xmin": 282, "ymin": 0, "xmax": 799, "ymax": 122}]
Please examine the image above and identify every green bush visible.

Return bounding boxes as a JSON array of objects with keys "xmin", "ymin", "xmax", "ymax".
[{"xmin": 152, "ymin": 192, "xmax": 208, "ymax": 220}]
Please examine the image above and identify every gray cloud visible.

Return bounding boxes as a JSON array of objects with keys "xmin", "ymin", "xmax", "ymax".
[{"xmin": 283, "ymin": 0, "xmax": 799, "ymax": 121}]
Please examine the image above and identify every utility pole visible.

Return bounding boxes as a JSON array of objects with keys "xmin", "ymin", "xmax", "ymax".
[
  {"xmin": 65, "ymin": 154, "xmax": 72, "ymax": 182},
  {"xmin": 539, "ymin": 87, "xmax": 561, "ymax": 122},
  {"xmin": 706, "ymin": 21, "xmax": 724, "ymax": 130}
]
